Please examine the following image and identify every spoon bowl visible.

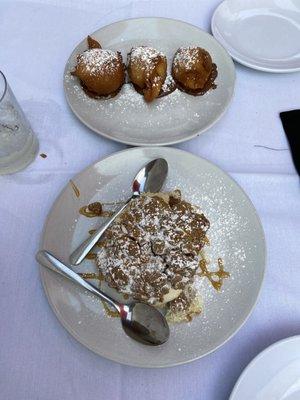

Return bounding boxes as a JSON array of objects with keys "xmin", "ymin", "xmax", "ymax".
[
  {"xmin": 36, "ymin": 250, "xmax": 170, "ymax": 346},
  {"xmin": 133, "ymin": 158, "xmax": 168, "ymax": 195},
  {"xmin": 70, "ymin": 158, "xmax": 168, "ymax": 265},
  {"xmin": 120, "ymin": 303, "xmax": 170, "ymax": 346}
]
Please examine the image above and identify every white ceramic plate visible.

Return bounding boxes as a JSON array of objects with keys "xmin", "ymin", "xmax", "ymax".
[
  {"xmin": 64, "ymin": 18, "xmax": 235, "ymax": 146},
  {"xmin": 40, "ymin": 147, "xmax": 265, "ymax": 368},
  {"xmin": 211, "ymin": 0, "xmax": 300, "ymax": 73},
  {"xmin": 230, "ymin": 336, "xmax": 300, "ymax": 400}
]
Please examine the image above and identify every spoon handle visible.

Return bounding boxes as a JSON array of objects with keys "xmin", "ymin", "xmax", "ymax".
[
  {"xmin": 36, "ymin": 250, "xmax": 121, "ymax": 312},
  {"xmin": 70, "ymin": 198, "xmax": 131, "ymax": 266}
]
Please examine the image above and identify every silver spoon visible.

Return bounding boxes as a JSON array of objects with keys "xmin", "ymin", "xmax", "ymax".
[
  {"xmin": 70, "ymin": 158, "xmax": 168, "ymax": 266},
  {"xmin": 36, "ymin": 250, "xmax": 170, "ymax": 346}
]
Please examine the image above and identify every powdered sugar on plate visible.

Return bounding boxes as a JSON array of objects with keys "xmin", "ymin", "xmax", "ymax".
[
  {"xmin": 165, "ymin": 170, "xmax": 254, "ymax": 327},
  {"xmin": 63, "ymin": 19, "xmax": 235, "ymax": 149},
  {"xmin": 44, "ymin": 145, "xmax": 264, "ymax": 366},
  {"xmin": 63, "ymin": 36, "xmax": 229, "ymax": 145},
  {"xmin": 65, "ymin": 72, "xmax": 187, "ymax": 129}
]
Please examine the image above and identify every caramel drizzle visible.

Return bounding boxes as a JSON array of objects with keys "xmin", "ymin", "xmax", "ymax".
[
  {"xmin": 203, "ymin": 236, "xmax": 210, "ymax": 246},
  {"xmin": 84, "ymin": 253, "xmax": 97, "ymax": 260},
  {"xmin": 79, "ymin": 272, "xmax": 98, "ymax": 279},
  {"xmin": 101, "ymin": 301, "xmax": 119, "ymax": 318},
  {"xmin": 79, "ymin": 204, "xmax": 113, "ymax": 218},
  {"xmin": 78, "ymin": 271, "xmax": 118, "ymax": 317},
  {"xmin": 199, "ymin": 258, "xmax": 229, "ymax": 291},
  {"xmin": 70, "ymin": 180, "xmax": 80, "ymax": 198},
  {"xmin": 102, "ymin": 201, "xmax": 125, "ymax": 206},
  {"xmin": 78, "ymin": 271, "xmax": 104, "ymax": 280}
]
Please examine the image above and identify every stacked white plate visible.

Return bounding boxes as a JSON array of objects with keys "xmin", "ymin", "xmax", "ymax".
[{"xmin": 212, "ymin": 0, "xmax": 300, "ymax": 73}]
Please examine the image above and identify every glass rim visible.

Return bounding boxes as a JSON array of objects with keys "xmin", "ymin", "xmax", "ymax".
[{"xmin": 0, "ymin": 70, "xmax": 8, "ymax": 104}]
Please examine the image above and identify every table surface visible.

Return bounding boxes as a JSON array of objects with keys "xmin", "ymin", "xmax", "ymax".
[{"xmin": 1, "ymin": 1, "xmax": 299, "ymax": 399}]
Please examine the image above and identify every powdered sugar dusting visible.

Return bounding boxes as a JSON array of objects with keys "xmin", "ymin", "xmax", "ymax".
[
  {"xmin": 77, "ymin": 48, "xmax": 120, "ymax": 75},
  {"xmin": 129, "ymin": 46, "xmax": 165, "ymax": 71},
  {"xmin": 173, "ymin": 46, "xmax": 208, "ymax": 70},
  {"xmin": 96, "ymin": 191, "xmax": 210, "ymax": 305},
  {"xmin": 160, "ymin": 74, "xmax": 176, "ymax": 96},
  {"xmin": 65, "ymin": 74, "xmax": 188, "ymax": 128},
  {"xmin": 162, "ymin": 74, "xmax": 175, "ymax": 90},
  {"xmin": 66, "ymin": 147, "xmax": 264, "ymax": 364},
  {"xmin": 164, "ymin": 170, "xmax": 254, "ymax": 333},
  {"xmin": 64, "ymin": 39, "xmax": 221, "ymax": 140}
]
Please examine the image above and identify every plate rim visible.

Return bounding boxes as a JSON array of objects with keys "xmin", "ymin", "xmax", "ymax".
[
  {"xmin": 39, "ymin": 146, "xmax": 266, "ymax": 368},
  {"xmin": 229, "ymin": 335, "xmax": 300, "ymax": 399},
  {"xmin": 63, "ymin": 16, "xmax": 236, "ymax": 146},
  {"xmin": 211, "ymin": 0, "xmax": 300, "ymax": 73}
]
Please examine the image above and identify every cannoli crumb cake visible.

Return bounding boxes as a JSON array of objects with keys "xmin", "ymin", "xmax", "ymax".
[{"xmin": 92, "ymin": 189, "xmax": 229, "ymax": 323}]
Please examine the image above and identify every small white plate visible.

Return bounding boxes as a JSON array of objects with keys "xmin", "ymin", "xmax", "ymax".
[
  {"xmin": 211, "ymin": 0, "xmax": 300, "ymax": 73},
  {"xmin": 40, "ymin": 147, "xmax": 265, "ymax": 368},
  {"xmin": 230, "ymin": 336, "xmax": 300, "ymax": 400},
  {"xmin": 64, "ymin": 17, "xmax": 235, "ymax": 146}
]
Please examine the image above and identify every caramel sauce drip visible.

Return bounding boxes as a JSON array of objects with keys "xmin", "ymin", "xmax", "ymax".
[
  {"xmin": 79, "ymin": 202, "xmax": 113, "ymax": 218},
  {"xmin": 78, "ymin": 271, "xmax": 104, "ymax": 281},
  {"xmin": 70, "ymin": 179, "xmax": 80, "ymax": 198},
  {"xmin": 85, "ymin": 253, "xmax": 97, "ymax": 260},
  {"xmin": 101, "ymin": 301, "xmax": 119, "ymax": 318},
  {"xmin": 78, "ymin": 270, "xmax": 117, "ymax": 317},
  {"xmin": 203, "ymin": 236, "xmax": 210, "ymax": 245},
  {"xmin": 199, "ymin": 258, "xmax": 229, "ymax": 291},
  {"xmin": 79, "ymin": 272, "xmax": 98, "ymax": 279}
]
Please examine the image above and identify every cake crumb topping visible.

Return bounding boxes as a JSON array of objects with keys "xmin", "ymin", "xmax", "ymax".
[{"xmin": 96, "ymin": 190, "xmax": 210, "ymax": 305}]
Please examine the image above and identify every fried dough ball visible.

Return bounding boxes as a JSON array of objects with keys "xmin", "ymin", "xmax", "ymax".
[
  {"xmin": 72, "ymin": 36, "xmax": 125, "ymax": 97},
  {"xmin": 172, "ymin": 47, "xmax": 217, "ymax": 95},
  {"xmin": 127, "ymin": 46, "xmax": 167, "ymax": 102}
]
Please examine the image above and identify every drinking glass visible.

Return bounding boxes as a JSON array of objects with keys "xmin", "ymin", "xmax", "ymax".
[{"xmin": 0, "ymin": 70, "xmax": 39, "ymax": 174}]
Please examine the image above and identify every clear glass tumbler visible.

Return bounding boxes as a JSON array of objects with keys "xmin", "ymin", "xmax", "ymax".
[{"xmin": 0, "ymin": 71, "xmax": 39, "ymax": 174}]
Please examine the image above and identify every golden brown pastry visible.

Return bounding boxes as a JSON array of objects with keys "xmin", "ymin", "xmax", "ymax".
[
  {"xmin": 172, "ymin": 46, "xmax": 217, "ymax": 95},
  {"xmin": 72, "ymin": 36, "xmax": 125, "ymax": 98},
  {"xmin": 127, "ymin": 46, "xmax": 167, "ymax": 102}
]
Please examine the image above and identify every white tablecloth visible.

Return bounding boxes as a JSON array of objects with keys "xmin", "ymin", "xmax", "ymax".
[{"xmin": 1, "ymin": 1, "xmax": 300, "ymax": 399}]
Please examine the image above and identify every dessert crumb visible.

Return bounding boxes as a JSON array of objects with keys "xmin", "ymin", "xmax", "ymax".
[{"xmin": 70, "ymin": 179, "xmax": 80, "ymax": 198}]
